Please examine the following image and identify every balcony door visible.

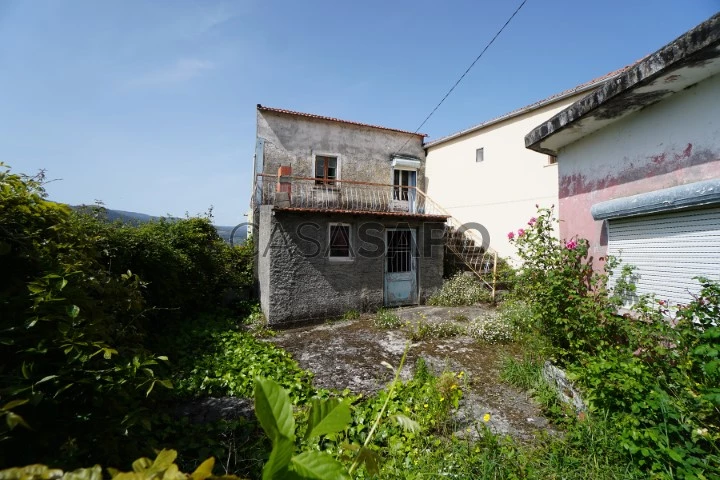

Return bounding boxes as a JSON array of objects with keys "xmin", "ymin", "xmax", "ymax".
[{"xmin": 392, "ymin": 169, "xmax": 417, "ymax": 213}]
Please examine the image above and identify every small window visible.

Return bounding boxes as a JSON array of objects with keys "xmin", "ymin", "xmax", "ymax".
[
  {"xmin": 329, "ymin": 224, "xmax": 351, "ymax": 259},
  {"xmin": 476, "ymin": 148, "xmax": 484, "ymax": 163},
  {"xmin": 548, "ymin": 155, "xmax": 557, "ymax": 165},
  {"xmin": 315, "ymin": 155, "xmax": 338, "ymax": 185}
]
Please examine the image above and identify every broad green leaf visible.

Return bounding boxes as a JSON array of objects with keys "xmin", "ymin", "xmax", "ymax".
[
  {"xmin": 2, "ymin": 399, "xmax": 28, "ymax": 411},
  {"xmin": 149, "ymin": 449, "xmax": 177, "ymax": 472},
  {"xmin": 262, "ymin": 436, "xmax": 294, "ymax": 480},
  {"xmin": 390, "ymin": 414, "xmax": 420, "ymax": 433},
  {"xmin": 190, "ymin": 457, "xmax": 215, "ymax": 480},
  {"xmin": 305, "ymin": 398, "xmax": 352, "ymax": 440},
  {"xmin": 290, "ymin": 451, "xmax": 349, "ymax": 480},
  {"xmin": 131, "ymin": 457, "xmax": 152, "ymax": 472},
  {"xmin": 35, "ymin": 375, "xmax": 58, "ymax": 385},
  {"xmin": 67, "ymin": 305, "xmax": 80, "ymax": 319},
  {"xmin": 254, "ymin": 377, "xmax": 295, "ymax": 442},
  {"xmin": 355, "ymin": 447, "xmax": 380, "ymax": 475},
  {"xmin": 5, "ymin": 412, "xmax": 30, "ymax": 430},
  {"xmin": 63, "ymin": 465, "xmax": 103, "ymax": 480}
]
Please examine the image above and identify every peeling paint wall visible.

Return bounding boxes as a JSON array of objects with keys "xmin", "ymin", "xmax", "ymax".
[
  {"xmin": 557, "ymin": 73, "xmax": 720, "ymax": 261},
  {"xmin": 257, "ymin": 110, "xmax": 426, "ymax": 186}
]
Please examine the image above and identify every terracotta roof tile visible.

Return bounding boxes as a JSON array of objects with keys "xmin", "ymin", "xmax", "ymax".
[{"xmin": 257, "ymin": 104, "xmax": 427, "ymax": 137}]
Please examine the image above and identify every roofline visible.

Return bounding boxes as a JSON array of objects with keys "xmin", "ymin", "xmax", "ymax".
[
  {"xmin": 525, "ymin": 12, "xmax": 720, "ymax": 155},
  {"xmin": 424, "ymin": 66, "xmax": 631, "ymax": 149},
  {"xmin": 257, "ymin": 104, "xmax": 427, "ymax": 138}
]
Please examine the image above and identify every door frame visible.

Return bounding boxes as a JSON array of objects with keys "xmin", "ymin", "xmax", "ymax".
[{"xmin": 383, "ymin": 227, "xmax": 419, "ymax": 306}]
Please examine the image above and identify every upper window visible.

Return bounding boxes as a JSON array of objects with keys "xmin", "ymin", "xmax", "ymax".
[
  {"xmin": 329, "ymin": 223, "xmax": 351, "ymax": 259},
  {"xmin": 476, "ymin": 148, "xmax": 484, "ymax": 163},
  {"xmin": 315, "ymin": 155, "xmax": 338, "ymax": 185}
]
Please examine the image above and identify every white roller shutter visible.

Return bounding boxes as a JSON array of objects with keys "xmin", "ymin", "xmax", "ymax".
[{"xmin": 607, "ymin": 206, "xmax": 720, "ymax": 307}]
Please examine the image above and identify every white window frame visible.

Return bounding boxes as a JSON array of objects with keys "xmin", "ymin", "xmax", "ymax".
[
  {"xmin": 328, "ymin": 222, "xmax": 353, "ymax": 262},
  {"xmin": 312, "ymin": 153, "xmax": 342, "ymax": 184}
]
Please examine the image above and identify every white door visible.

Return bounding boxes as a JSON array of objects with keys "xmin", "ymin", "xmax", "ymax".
[
  {"xmin": 384, "ymin": 229, "xmax": 418, "ymax": 306},
  {"xmin": 607, "ymin": 206, "xmax": 720, "ymax": 307}
]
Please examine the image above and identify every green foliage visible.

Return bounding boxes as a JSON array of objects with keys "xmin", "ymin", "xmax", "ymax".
[
  {"xmin": 510, "ymin": 207, "xmax": 620, "ymax": 361},
  {"xmin": 0, "ymin": 165, "xmax": 171, "ymax": 467},
  {"xmin": 170, "ymin": 315, "xmax": 314, "ymax": 404},
  {"xmin": 466, "ymin": 314, "xmax": 516, "ymax": 344},
  {"xmin": 340, "ymin": 310, "xmax": 360, "ymax": 321},
  {"xmin": 372, "ymin": 309, "xmax": 401, "ymax": 329},
  {"xmin": 0, "ymin": 165, "xmax": 257, "ymax": 469},
  {"xmin": 508, "ymin": 206, "xmax": 720, "ymax": 478},
  {"xmin": 428, "ymin": 273, "xmax": 492, "ymax": 306},
  {"xmin": 253, "ymin": 378, "xmax": 349, "ymax": 480},
  {"xmin": 0, "ymin": 450, "xmax": 248, "ymax": 480},
  {"xmin": 407, "ymin": 319, "xmax": 464, "ymax": 341}
]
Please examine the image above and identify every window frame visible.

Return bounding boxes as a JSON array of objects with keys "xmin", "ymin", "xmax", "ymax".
[
  {"xmin": 328, "ymin": 222, "xmax": 353, "ymax": 261},
  {"xmin": 313, "ymin": 153, "xmax": 341, "ymax": 186},
  {"xmin": 475, "ymin": 147, "xmax": 485, "ymax": 163}
]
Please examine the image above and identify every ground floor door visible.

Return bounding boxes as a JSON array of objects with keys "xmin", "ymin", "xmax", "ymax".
[{"xmin": 384, "ymin": 228, "xmax": 418, "ymax": 306}]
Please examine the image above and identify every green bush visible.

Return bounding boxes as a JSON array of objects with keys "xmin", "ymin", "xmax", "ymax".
[
  {"xmin": 466, "ymin": 314, "xmax": 516, "ymax": 344},
  {"xmin": 428, "ymin": 273, "xmax": 492, "ymax": 306},
  {"xmin": 508, "ymin": 206, "xmax": 720, "ymax": 478},
  {"xmin": 0, "ymin": 165, "xmax": 170, "ymax": 467},
  {"xmin": 0, "ymin": 165, "xmax": 257, "ymax": 470}
]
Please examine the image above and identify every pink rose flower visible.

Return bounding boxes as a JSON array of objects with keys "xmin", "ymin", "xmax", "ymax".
[
  {"xmin": 565, "ymin": 239, "xmax": 577, "ymax": 250},
  {"xmin": 517, "ymin": 228, "xmax": 525, "ymax": 237},
  {"xmin": 528, "ymin": 217, "xmax": 537, "ymax": 226},
  {"xmin": 507, "ymin": 231, "xmax": 515, "ymax": 240}
]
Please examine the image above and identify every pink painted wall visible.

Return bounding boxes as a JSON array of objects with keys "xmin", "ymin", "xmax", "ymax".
[{"xmin": 557, "ymin": 73, "xmax": 720, "ymax": 264}]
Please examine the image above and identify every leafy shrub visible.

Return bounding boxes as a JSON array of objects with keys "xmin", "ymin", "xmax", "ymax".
[
  {"xmin": 0, "ymin": 165, "xmax": 171, "ymax": 467},
  {"xmin": 508, "ymin": 206, "xmax": 720, "ymax": 478},
  {"xmin": 466, "ymin": 314, "xmax": 515, "ymax": 344},
  {"xmin": 170, "ymin": 315, "xmax": 315, "ymax": 404},
  {"xmin": 428, "ymin": 273, "xmax": 491, "ymax": 306},
  {"xmin": 0, "ymin": 449, "xmax": 248, "ymax": 480},
  {"xmin": 373, "ymin": 309, "xmax": 402, "ymax": 329},
  {"xmin": 510, "ymin": 207, "xmax": 619, "ymax": 360}
]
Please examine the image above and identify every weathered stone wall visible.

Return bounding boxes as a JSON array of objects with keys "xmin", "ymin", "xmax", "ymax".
[
  {"xmin": 258, "ymin": 208, "xmax": 445, "ymax": 325},
  {"xmin": 257, "ymin": 109, "xmax": 426, "ymax": 188}
]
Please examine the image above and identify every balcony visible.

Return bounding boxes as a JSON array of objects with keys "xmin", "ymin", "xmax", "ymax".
[{"xmin": 253, "ymin": 174, "xmax": 448, "ymax": 218}]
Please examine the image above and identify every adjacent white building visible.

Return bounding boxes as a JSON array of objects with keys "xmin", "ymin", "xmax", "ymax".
[{"xmin": 424, "ymin": 69, "xmax": 629, "ymax": 262}]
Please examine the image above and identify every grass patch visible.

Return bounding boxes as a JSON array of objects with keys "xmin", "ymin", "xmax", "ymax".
[
  {"xmin": 428, "ymin": 273, "xmax": 492, "ymax": 306},
  {"xmin": 373, "ymin": 308, "xmax": 402, "ymax": 329}
]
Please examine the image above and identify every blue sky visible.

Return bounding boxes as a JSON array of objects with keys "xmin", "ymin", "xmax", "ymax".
[{"xmin": 1, "ymin": 1, "xmax": 717, "ymax": 226}]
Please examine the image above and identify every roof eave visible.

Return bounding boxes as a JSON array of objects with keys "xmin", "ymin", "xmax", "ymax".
[{"xmin": 525, "ymin": 13, "xmax": 720, "ymax": 156}]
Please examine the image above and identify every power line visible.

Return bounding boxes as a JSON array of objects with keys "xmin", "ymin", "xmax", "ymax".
[{"xmin": 393, "ymin": 0, "xmax": 529, "ymax": 156}]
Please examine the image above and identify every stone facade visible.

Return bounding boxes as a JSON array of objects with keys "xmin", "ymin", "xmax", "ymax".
[
  {"xmin": 258, "ymin": 206, "xmax": 445, "ymax": 325},
  {"xmin": 253, "ymin": 107, "xmax": 445, "ymax": 325}
]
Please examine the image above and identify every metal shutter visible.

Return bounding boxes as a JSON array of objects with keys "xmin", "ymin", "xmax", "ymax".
[{"xmin": 607, "ymin": 206, "xmax": 720, "ymax": 306}]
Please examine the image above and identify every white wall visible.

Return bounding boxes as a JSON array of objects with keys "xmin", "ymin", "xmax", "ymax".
[{"xmin": 425, "ymin": 96, "xmax": 586, "ymax": 262}]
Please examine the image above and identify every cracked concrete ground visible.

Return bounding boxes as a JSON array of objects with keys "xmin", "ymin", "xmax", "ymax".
[{"xmin": 269, "ymin": 305, "xmax": 552, "ymax": 442}]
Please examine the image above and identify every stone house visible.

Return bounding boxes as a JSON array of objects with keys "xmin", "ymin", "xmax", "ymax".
[
  {"xmin": 525, "ymin": 12, "xmax": 720, "ymax": 307},
  {"xmin": 252, "ymin": 105, "xmax": 451, "ymax": 325}
]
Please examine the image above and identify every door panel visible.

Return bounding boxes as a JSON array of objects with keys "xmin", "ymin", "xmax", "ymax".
[{"xmin": 384, "ymin": 229, "xmax": 418, "ymax": 306}]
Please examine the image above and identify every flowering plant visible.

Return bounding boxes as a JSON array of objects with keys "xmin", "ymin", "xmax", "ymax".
[{"xmin": 508, "ymin": 207, "xmax": 619, "ymax": 360}]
